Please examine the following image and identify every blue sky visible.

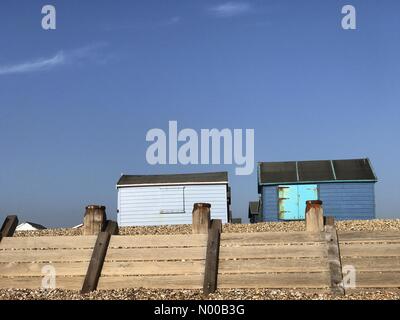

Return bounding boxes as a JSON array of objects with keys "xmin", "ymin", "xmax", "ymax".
[{"xmin": 0, "ymin": 0, "xmax": 399, "ymax": 227}]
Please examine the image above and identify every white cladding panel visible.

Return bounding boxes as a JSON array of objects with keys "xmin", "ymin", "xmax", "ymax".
[{"xmin": 118, "ymin": 184, "xmax": 228, "ymax": 226}]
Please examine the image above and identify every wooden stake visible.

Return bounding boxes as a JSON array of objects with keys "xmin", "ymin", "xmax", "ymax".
[
  {"xmin": 81, "ymin": 220, "xmax": 119, "ymax": 293},
  {"xmin": 305, "ymin": 200, "xmax": 324, "ymax": 232},
  {"xmin": 83, "ymin": 205, "xmax": 107, "ymax": 236},
  {"xmin": 203, "ymin": 219, "xmax": 222, "ymax": 295},
  {"xmin": 0, "ymin": 215, "xmax": 19, "ymax": 242},
  {"xmin": 324, "ymin": 216, "xmax": 335, "ymax": 227},
  {"xmin": 192, "ymin": 203, "xmax": 211, "ymax": 234},
  {"xmin": 325, "ymin": 219, "xmax": 345, "ymax": 295},
  {"xmin": 81, "ymin": 232, "xmax": 111, "ymax": 293},
  {"xmin": 103, "ymin": 220, "xmax": 119, "ymax": 235}
]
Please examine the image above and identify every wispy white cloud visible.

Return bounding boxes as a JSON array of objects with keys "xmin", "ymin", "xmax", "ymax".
[
  {"xmin": 165, "ymin": 16, "xmax": 181, "ymax": 25},
  {"xmin": 0, "ymin": 42, "xmax": 108, "ymax": 76},
  {"xmin": 209, "ymin": 2, "xmax": 253, "ymax": 18},
  {"xmin": 0, "ymin": 52, "xmax": 65, "ymax": 75}
]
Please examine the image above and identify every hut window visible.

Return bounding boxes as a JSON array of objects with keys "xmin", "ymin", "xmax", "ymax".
[{"xmin": 159, "ymin": 187, "xmax": 186, "ymax": 214}]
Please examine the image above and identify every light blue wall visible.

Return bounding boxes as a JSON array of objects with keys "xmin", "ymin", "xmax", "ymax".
[
  {"xmin": 319, "ymin": 183, "xmax": 375, "ymax": 220},
  {"xmin": 261, "ymin": 182, "xmax": 376, "ymax": 221},
  {"xmin": 262, "ymin": 186, "xmax": 279, "ymax": 222}
]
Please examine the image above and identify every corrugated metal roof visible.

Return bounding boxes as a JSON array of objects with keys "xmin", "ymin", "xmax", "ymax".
[
  {"xmin": 258, "ymin": 158, "xmax": 377, "ymax": 186},
  {"xmin": 117, "ymin": 171, "xmax": 228, "ymax": 187},
  {"xmin": 298, "ymin": 160, "xmax": 335, "ymax": 181}
]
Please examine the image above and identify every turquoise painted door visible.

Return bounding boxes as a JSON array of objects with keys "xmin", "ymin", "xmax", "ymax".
[
  {"xmin": 278, "ymin": 186, "xmax": 298, "ymax": 220},
  {"xmin": 278, "ymin": 185, "xmax": 318, "ymax": 220},
  {"xmin": 297, "ymin": 184, "xmax": 318, "ymax": 219}
]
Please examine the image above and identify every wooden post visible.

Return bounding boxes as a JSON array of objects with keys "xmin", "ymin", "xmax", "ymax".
[
  {"xmin": 203, "ymin": 219, "xmax": 222, "ymax": 295},
  {"xmin": 0, "ymin": 215, "xmax": 19, "ymax": 242},
  {"xmin": 324, "ymin": 217, "xmax": 345, "ymax": 295},
  {"xmin": 305, "ymin": 200, "xmax": 324, "ymax": 232},
  {"xmin": 83, "ymin": 205, "xmax": 107, "ymax": 236},
  {"xmin": 81, "ymin": 231, "xmax": 111, "ymax": 293},
  {"xmin": 192, "ymin": 203, "xmax": 211, "ymax": 234},
  {"xmin": 103, "ymin": 220, "xmax": 119, "ymax": 235},
  {"xmin": 324, "ymin": 216, "xmax": 335, "ymax": 227},
  {"xmin": 81, "ymin": 220, "xmax": 119, "ymax": 293}
]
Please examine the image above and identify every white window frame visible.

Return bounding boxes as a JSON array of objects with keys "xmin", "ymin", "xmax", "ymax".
[{"xmin": 159, "ymin": 186, "xmax": 186, "ymax": 214}]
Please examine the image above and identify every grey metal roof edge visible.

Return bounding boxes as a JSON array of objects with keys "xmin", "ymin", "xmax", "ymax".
[
  {"xmin": 259, "ymin": 178, "xmax": 378, "ymax": 186},
  {"xmin": 257, "ymin": 162, "xmax": 264, "ymax": 193},
  {"xmin": 116, "ymin": 181, "xmax": 229, "ymax": 188},
  {"xmin": 258, "ymin": 158, "xmax": 373, "ymax": 166},
  {"xmin": 116, "ymin": 171, "xmax": 229, "ymax": 187}
]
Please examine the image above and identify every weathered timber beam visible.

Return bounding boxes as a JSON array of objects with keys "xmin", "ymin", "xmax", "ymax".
[
  {"xmin": 203, "ymin": 219, "xmax": 222, "ymax": 295},
  {"xmin": 103, "ymin": 220, "xmax": 119, "ymax": 235},
  {"xmin": 0, "ymin": 215, "xmax": 19, "ymax": 243},
  {"xmin": 325, "ymin": 217, "xmax": 345, "ymax": 295},
  {"xmin": 81, "ymin": 220, "xmax": 119, "ymax": 293}
]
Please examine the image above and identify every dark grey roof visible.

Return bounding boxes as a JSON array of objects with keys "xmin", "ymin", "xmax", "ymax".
[
  {"xmin": 248, "ymin": 201, "xmax": 260, "ymax": 215},
  {"xmin": 117, "ymin": 171, "xmax": 228, "ymax": 187},
  {"xmin": 258, "ymin": 158, "xmax": 377, "ymax": 186},
  {"xmin": 25, "ymin": 222, "xmax": 47, "ymax": 230}
]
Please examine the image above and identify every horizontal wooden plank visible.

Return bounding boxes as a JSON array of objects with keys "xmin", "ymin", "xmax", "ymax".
[
  {"xmin": 338, "ymin": 231, "xmax": 400, "ymax": 243},
  {"xmin": 0, "ymin": 259, "xmax": 330, "ymax": 277},
  {"xmin": 0, "ymin": 273, "xmax": 333, "ymax": 290},
  {"xmin": 218, "ymin": 272, "xmax": 331, "ymax": 289},
  {"xmin": 222, "ymin": 257, "xmax": 330, "ymax": 273},
  {"xmin": 105, "ymin": 247, "xmax": 207, "ymax": 262},
  {"xmin": 0, "ymin": 236, "xmax": 97, "ymax": 250},
  {"xmin": 350, "ymin": 272, "xmax": 400, "ymax": 288},
  {"xmin": 98, "ymin": 275, "xmax": 203, "ymax": 289},
  {"xmin": 219, "ymin": 244, "xmax": 327, "ymax": 259},
  {"xmin": 0, "ymin": 276, "xmax": 84, "ymax": 290},
  {"xmin": 340, "ymin": 243, "xmax": 400, "ymax": 257},
  {"xmin": 101, "ymin": 260, "xmax": 205, "ymax": 276},
  {"xmin": 108, "ymin": 234, "xmax": 207, "ymax": 248},
  {"xmin": 0, "ymin": 249, "xmax": 94, "ymax": 263},
  {"xmin": 0, "ymin": 261, "xmax": 90, "ymax": 277},
  {"xmin": 341, "ymin": 256, "xmax": 400, "ymax": 272},
  {"xmin": 219, "ymin": 258, "xmax": 329, "ymax": 274},
  {"xmin": 221, "ymin": 232, "xmax": 324, "ymax": 246}
]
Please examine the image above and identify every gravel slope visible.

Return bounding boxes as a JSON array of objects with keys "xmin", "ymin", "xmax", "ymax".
[{"xmin": 14, "ymin": 219, "xmax": 400, "ymax": 237}]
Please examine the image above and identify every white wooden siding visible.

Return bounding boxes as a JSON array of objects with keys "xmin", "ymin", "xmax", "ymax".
[{"xmin": 118, "ymin": 184, "xmax": 228, "ymax": 226}]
